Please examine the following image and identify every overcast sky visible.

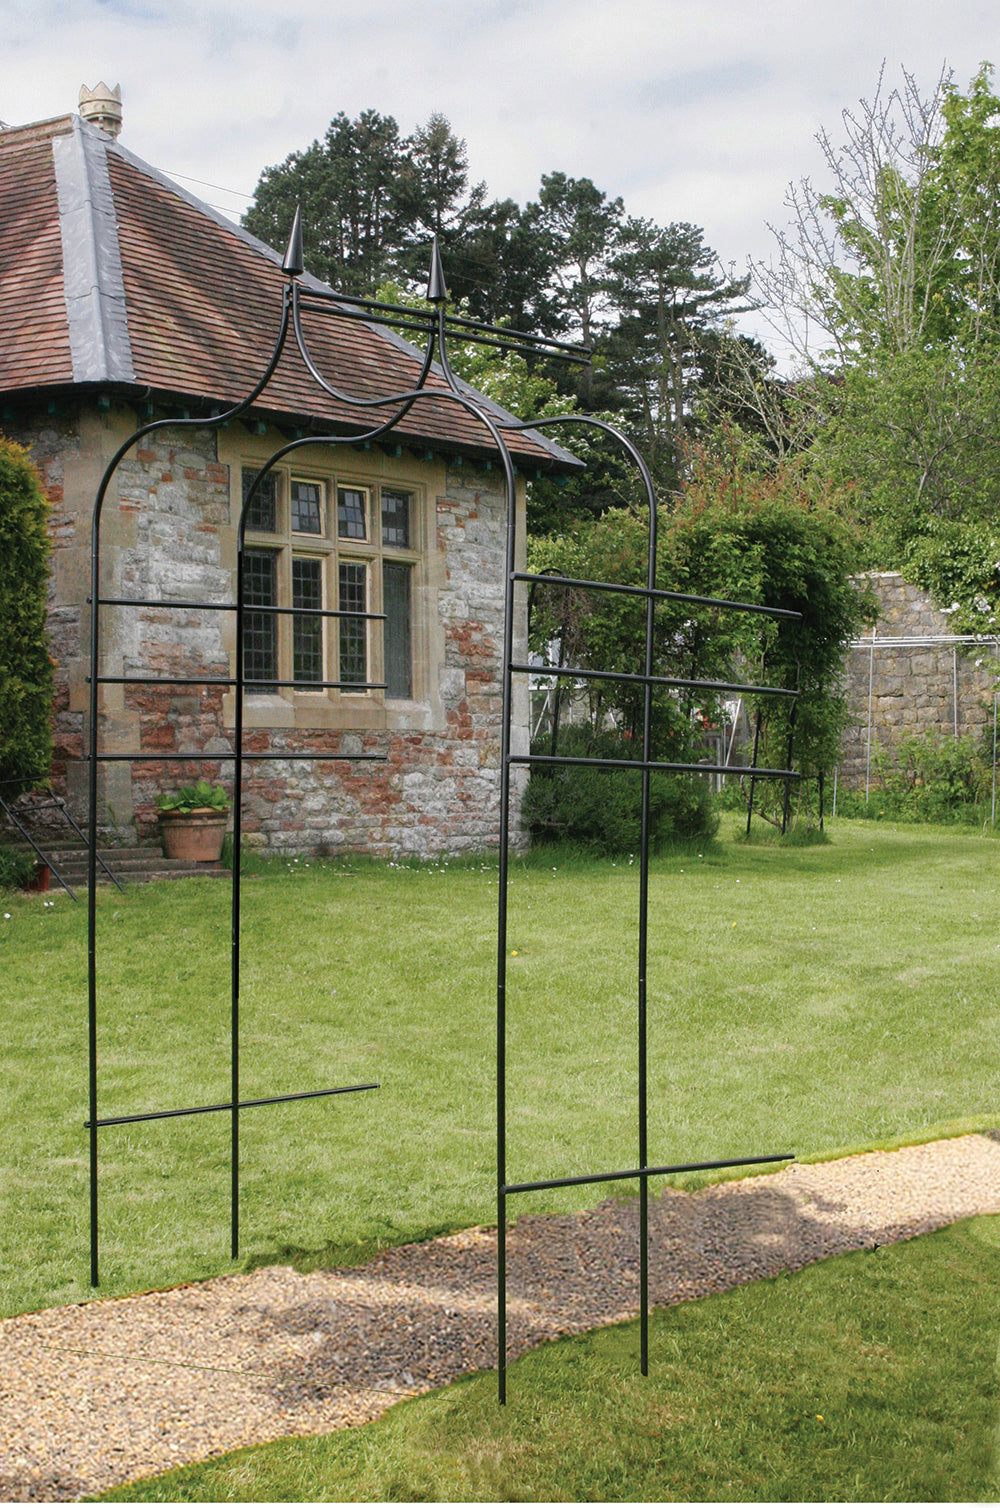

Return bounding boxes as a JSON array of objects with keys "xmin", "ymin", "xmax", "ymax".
[{"xmin": 5, "ymin": 0, "xmax": 1000, "ymax": 360}]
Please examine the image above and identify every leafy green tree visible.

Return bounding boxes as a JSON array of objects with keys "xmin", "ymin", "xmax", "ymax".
[
  {"xmin": 396, "ymin": 112, "xmax": 477, "ymax": 242},
  {"xmin": 529, "ymin": 172, "xmax": 625, "ymax": 349},
  {"xmin": 243, "ymin": 109, "xmax": 406, "ymax": 294},
  {"xmin": 901, "ymin": 515, "xmax": 1000, "ymax": 649},
  {"xmin": 755, "ymin": 63, "xmax": 1000, "ymax": 601},
  {"xmin": 672, "ymin": 444, "xmax": 875, "ymax": 798},
  {"xmin": 244, "ymin": 110, "xmax": 487, "ymax": 300},
  {"xmin": 445, "ymin": 195, "xmax": 561, "ymax": 334},
  {"xmin": 0, "ymin": 438, "xmax": 53, "ymax": 795},
  {"xmin": 243, "ymin": 116, "xmax": 783, "ymax": 535},
  {"xmin": 815, "ymin": 344, "xmax": 1000, "ymax": 560},
  {"xmin": 522, "ymin": 172, "xmax": 628, "ymax": 415},
  {"xmin": 753, "ymin": 62, "xmax": 1000, "ymax": 370},
  {"xmin": 935, "ymin": 64, "xmax": 1000, "ymax": 339},
  {"xmin": 527, "ymin": 443, "xmax": 871, "ymax": 818},
  {"xmin": 602, "ymin": 218, "xmax": 752, "ymax": 492}
]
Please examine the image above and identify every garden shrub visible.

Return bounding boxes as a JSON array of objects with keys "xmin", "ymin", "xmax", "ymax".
[
  {"xmin": 0, "ymin": 842, "xmax": 37, "ymax": 890},
  {"xmin": 0, "ymin": 438, "xmax": 53, "ymax": 797},
  {"xmin": 528, "ymin": 443, "xmax": 873, "ymax": 836},
  {"xmin": 520, "ymin": 728, "xmax": 719, "ymax": 855},
  {"xmin": 836, "ymin": 732, "xmax": 992, "ymax": 824}
]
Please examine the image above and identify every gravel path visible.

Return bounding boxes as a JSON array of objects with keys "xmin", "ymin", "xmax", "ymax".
[{"xmin": 3, "ymin": 1133, "xmax": 1000, "ymax": 1502}]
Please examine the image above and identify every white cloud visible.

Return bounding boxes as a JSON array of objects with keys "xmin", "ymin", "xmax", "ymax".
[{"xmin": 4, "ymin": 0, "xmax": 1000, "ymax": 345}]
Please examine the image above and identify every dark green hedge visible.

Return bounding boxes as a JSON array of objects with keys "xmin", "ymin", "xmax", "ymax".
[
  {"xmin": 0, "ymin": 438, "xmax": 54, "ymax": 796},
  {"xmin": 520, "ymin": 729, "xmax": 720, "ymax": 856}
]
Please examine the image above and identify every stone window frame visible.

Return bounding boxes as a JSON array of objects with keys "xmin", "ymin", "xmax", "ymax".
[{"xmin": 240, "ymin": 464, "xmax": 423, "ymax": 707}]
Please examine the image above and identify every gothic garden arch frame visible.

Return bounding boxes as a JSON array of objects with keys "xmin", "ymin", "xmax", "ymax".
[{"xmin": 84, "ymin": 219, "xmax": 801, "ymax": 1399}]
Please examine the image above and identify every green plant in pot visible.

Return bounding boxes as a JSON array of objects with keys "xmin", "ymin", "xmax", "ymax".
[
  {"xmin": 0, "ymin": 843, "xmax": 41, "ymax": 891},
  {"xmin": 155, "ymin": 780, "xmax": 231, "ymax": 863}
]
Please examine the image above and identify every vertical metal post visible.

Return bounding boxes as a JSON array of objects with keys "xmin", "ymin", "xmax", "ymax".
[
  {"xmin": 87, "ymin": 495, "xmax": 103, "ymax": 1288},
  {"xmin": 637, "ymin": 488, "xmax": 657, "ymax": 1378},
  {"xmin": 993, "ymin": 692, "xmax": 997, "ymax": 828},
  {"xmin": 491, "ymin": 429, "xmax": 518, "ymax": 1410},
  {"xmin": 230, "ymin": 513, "xmax": 246, "ymax": 1260},
  {"xmin": 780, "ymin": 667, "xmax": 798, "ymax": 837},
  {"xmin": 746, "ymin": 710, "xmax": 762, "ymax": 836},
  {"xmin": 865, "ymin": 631, "xmax": 875, "ymax": 804},
  {"xmin": 548, "ymin": 588, "xmax": 570, "ymax": 758},
  {"xmin": 953, "ymin": 646, "xmax": 959, "ymax": 738}
]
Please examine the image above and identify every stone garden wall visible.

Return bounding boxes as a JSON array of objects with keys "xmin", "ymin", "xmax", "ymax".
[{"xmin": 838, "ymin": 572, "xmax": 996, "ymax": 785}]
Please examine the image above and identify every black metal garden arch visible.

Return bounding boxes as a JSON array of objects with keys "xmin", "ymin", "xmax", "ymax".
[
  {"xmin": 83, "ymin": 217, "xmax": 589, "ymax": 1287},
  {"xmin": 84, "ymin": 217, "xmax": 801, "ymax": 1401}
]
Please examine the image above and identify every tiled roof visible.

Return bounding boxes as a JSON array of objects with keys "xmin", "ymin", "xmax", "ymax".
[
  {"xmin": 0, "ymin": 116, "xmax": 579, "ymax": 471},
  {"xmin": 0, "ymin": 127, "xmax": 74, "ymax": 391}
]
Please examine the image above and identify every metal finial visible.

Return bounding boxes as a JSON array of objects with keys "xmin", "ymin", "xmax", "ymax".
[
  {"xmin": 282, "ymin": 207, "xmax": 304, "ymax": 277},
  {"xmin": 426, "ymin": 236, "xmax": 448, "ymax": 303}
]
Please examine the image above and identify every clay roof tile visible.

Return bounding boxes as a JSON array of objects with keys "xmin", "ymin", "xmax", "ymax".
[{"xmin": 0, "ymin": 116, "xmax": 580, "ymax": 472}]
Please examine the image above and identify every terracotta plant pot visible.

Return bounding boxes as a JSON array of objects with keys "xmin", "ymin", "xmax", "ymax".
[
  {"xmin": 25, "ymin": 861, "xmax": 50, "ymax": 892},
  {"xmin": 158, "ymin": 809, "xmax": 228, "ymax": 863}
]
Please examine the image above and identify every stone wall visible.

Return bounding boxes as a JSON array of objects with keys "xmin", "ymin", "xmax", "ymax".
[
  {"xmin": 11, "ymin": 398, "xmax": 528, "ymax": 856},
  {"xmin": 228, "ymin": 462, "xmax": 527, "ymax": 857},
  {"xmin": 839, "ymin": 572, "xmax": 996, "ymax": 784}
]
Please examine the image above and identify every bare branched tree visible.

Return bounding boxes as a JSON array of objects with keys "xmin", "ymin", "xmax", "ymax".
[{"xmin": 752, "ymin": 65, "xmax": 959, "ymax": 363}]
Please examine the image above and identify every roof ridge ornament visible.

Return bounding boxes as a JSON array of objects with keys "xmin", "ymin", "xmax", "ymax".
[
  {"xmin": 78, "ymin": 82, "xmax": 122, "ymax": 139},
  {"xmin": 282, "ymin": 206, "xmax": 304, "ymax": 278},
  {"xmin": 426, "ymin": 235, "xmax": 448, "ymax": 304}
]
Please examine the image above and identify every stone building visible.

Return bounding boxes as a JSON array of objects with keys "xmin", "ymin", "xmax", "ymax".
[
  {"xmin": 0, "ymin": 97, "xmax": 580, "ymax": 855},
  {"xmin": 839, "ymin": 572, "xmax": 997, "ymax": 786}
]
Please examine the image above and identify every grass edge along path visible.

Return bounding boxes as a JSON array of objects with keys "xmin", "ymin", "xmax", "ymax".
[
  {"xmin": 668, "ymin": 1112, "xmax": 1000, "ymax": 1192},
  {"xmin": 97, "ymin": 1212, "xmax": 1000, "ymax": 1504}
]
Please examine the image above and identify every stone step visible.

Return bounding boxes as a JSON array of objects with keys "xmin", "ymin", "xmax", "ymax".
[{"xmin": 7, "ymin": 842, "xmax": 227, "ymax": 888}]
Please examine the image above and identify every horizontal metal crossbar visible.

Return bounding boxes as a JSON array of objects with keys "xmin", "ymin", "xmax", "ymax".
[
  {"xmin": 504, "ymin": 1152, "xmax": 794, "ymax": 1196},
  {"xmin": 514, "ymin": 571, "xmax": 803, "ymax": 620},
  {"xmin": 93, "ymin": 597, "xmax": 385, "ymax": 621},
  {"xmin": 297, "ymin": 284, "xmax": 593, "ymax": 363},
  {"xmin": 93, "ymin": 596, "xmax": 239, "ymax": 610},
  {"xmin": 85, "ymin": 751, "xmax": 389, "ymax": 763},
  {"xmin": 511, "ymin": 753, "xmax": 800, "ymax": 780},
  {"xmin": 85, "ymin": 1081, "xmax": 380, "ymax": 1129},
  {"xmin": 509, "ymin": 661, "xmax": 797, "ymax": 699},
  {"xmin": 333, "ymin": 308, "xmax": 593, "ymax": 364},
  {"xmin": 93, "ymin": 677, "xmax": 389, "ymax": 691},
  {"xmin": 438, "ymin": 310, "xmax": 591, "ymax": 360}
]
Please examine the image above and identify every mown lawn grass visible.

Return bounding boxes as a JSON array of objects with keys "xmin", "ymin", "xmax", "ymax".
[
  {"xmin": 99, "ymin": 1213, "xmax": 1000, "ymax": 1503},
  {"xmin": 3, "ymin": 815, "xmax": 999, "ymax": 1316}
]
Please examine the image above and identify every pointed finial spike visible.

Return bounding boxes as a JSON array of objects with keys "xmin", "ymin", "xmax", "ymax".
[
  {"xmin": 426, "ymin": 236, "xmax": 448, "ymax": 303},
  {"xmin": 283, "ymin": 206, "xmax": 304, "ymax": 277}
]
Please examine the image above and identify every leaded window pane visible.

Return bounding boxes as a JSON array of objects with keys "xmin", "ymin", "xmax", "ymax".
[
  {"xmin": 381, "ymin": 489, "xmax": 411, "ymax": 548},
  {"xmin": 292, "ymin": 557, "xmax": 323, "ymax": 685},
  {"xmin": 291, "ymin": 479, "xmax": 322, "ymax": 534},
  {"xmin": 339, "ymin": 562, "xmax": 367, "ymax": 686},
  {"xmin": 243, "ymin": 549, "xmax": 277, "ymax": 690},
  {"xmin": 383, "ymin": 561, "xmax": 412, "ymax": 699},
  {"xmin": 338, "ymin": 487, "xmax": 368, "ymax": 540},
  {"xmin": 242, "ymin": 467, "xmax": 278, "ymax": 533}
]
